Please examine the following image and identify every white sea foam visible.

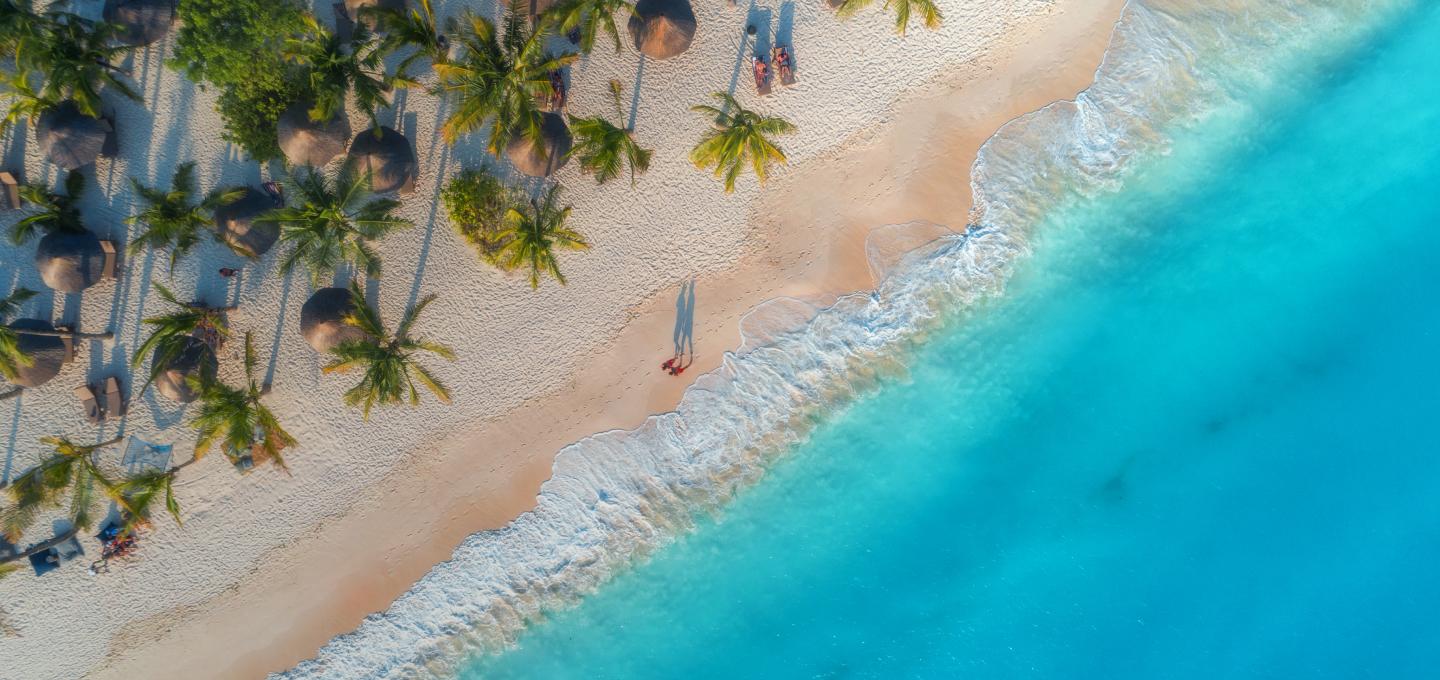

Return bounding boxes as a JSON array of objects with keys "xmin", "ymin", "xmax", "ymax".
[{"xmin": 277, "ymin": 1, "xmax": 1400, "ymax": 677}]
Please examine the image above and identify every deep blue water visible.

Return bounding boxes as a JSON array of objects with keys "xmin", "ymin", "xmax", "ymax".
[{"xmin": 459, "ymin": 3, "xmax": 1440, "ymax": 678}]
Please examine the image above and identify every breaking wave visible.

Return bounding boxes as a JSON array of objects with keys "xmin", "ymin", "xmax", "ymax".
[{"xmin": 277, "ymin": 1, "xmax": 1401, "ymax": 677}]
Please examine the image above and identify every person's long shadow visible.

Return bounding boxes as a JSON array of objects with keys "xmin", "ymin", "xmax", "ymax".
[{"xmin": 672, "ymin": 279, "xmax": 697, "ymax": 361}]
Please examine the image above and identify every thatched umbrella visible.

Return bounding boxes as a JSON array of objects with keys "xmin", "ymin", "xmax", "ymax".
[
  {"xmin": 35, "ymin": 230, "xmax": 105, "ymax": 293},
  {"xmin": 152, "ymin": 336, "xmax": 217, "ymax": 403},
  {"xmin": 214, "ymin": 187, "xmax": 280, "ymax": 257},
  {"xmin": 103, "ymin": 0, "xmax": 176, "ymax": 46},
  {"xmin": 5, "ymin": 319, "xmax": 65, "ymax": 389},
  {"xmin": 628, "ymin": 0, "xmax": 696, "ymax": 60},
  {"xmin": 347, "ymin": 127, "xmax": 417, "ymax": 194},
  {"xmin": 300, "ymin": 288, "xmax": 369, "ymax": 353},
  {"xmin": 277, "ymin": 103, "xmax": 351, "ymax": 168},
  {"xmin": 344, "ymin": 0, "xmax": 404, "ymax": 16},
  {"xmin": 37, "ymin": 102, "xmax": 110, "ymax": 171},
  {"xmin": 505, "ymin": 113, "xmax": 572, "ymax": 178}
]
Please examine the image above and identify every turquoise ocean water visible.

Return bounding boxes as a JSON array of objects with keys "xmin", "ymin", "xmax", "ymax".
[
  {"xmin": 284, "ymin": 1, "xmax": 1440, "ymax": 677},
  {"xmin": 457, "ymin": 3, "xmax": 1440, "ymax": 678}
]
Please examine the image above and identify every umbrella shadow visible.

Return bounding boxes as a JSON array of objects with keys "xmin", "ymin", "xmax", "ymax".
[
  {"xmin": 627, "ymin": 55, "xmax": 646, "ymax": 131},
  {"xmin": 1, "ymin": 395, "xmax": 21, "ymax": 484},
  {"xmin": 405, "ymin": 113, "xmax": 448, "ymax": 312}
]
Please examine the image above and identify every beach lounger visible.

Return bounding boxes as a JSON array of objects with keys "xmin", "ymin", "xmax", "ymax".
[
  {"xmin": 0, "ymin": 171, "xmax": 20, "ymax": 209},
  {"xmin": 103, "ymin": 376, "xmax": 125, "ymax": 420},
  {"xmin": 772, "ymin": 46, "xmax": 797, "ymax": 87},
  {"xmin": 262, "ymin": 180, "xmax": 285, "ymax": 206},
  {"xmin": 753, "ymin": 56, "xmax": 772, "ymax": 96},
  {"xmin": 75, "ymin": 384, "xmax": 101, "ymax": 425},
  {"xmin": 99, "ymin": 240, "xmax": 118, "ymax": 281},
  {"xmin": 28, "ymin": 533, "xmax": 82, "ymax": 576}
]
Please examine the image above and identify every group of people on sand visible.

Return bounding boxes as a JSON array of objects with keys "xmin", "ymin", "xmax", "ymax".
[{"xmin": 88, "ymin": 525, "xmax": 139, "ymax": 575}]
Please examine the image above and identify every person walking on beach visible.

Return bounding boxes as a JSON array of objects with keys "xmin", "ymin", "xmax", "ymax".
[{"xmin": 219, "ymin": 267, "xmax": 238, "ymax": 278}]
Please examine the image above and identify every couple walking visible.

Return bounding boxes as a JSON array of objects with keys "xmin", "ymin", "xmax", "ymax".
[{"xmin": 664, "ymin": 279, "xmax": 697, "ymax": 377}]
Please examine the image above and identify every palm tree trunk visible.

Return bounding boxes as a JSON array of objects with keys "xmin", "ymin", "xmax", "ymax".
[
  {"xmin": 5, "ymin": 326, "xmax": 114, "ymax": 341},
  {"xmin": 96, "ymin": 435, "xmax": 125, "ymax": 449},
  {"xmin": 0, "ymin": 526, "xmax": 78, "ymax": 566},
  {"xmin": 168, "ymin": 455, "xmax": 202, "ymax": 473}
]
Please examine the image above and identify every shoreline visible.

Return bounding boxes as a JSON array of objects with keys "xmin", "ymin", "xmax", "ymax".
[{"xmin": 85, "ymin": 3, "xmax": 1128, "ymax": 677}]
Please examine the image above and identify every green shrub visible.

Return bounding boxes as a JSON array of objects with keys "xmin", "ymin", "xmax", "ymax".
[
  {"xmin": 441, "ymin": 169, "xmax": 521, "ymax": 266},
  {"xmin": 171, "ymin": 0, "xmax": 307, "ymax": 160}
]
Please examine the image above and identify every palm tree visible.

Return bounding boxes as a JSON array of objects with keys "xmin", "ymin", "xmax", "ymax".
[
  {"xmin": 434, "ymin": 5, "xmax": 576, "ymax": 150},
  {"xmin": 9, "ymin": 169, "xmax": 84, "ymax": 245},
  {"xmin": 0, "ymin": 0, "xmax": 44, "ymax": 60},
  {"xmin": 132, "ymin": 281, "xmax": 229, "ymax": 390},
  {"xmin": 497, "ymin": 185, "xmax": 588, "ymax": 288},
  {"xmin": 0, "ymin": 69, "xmax": 56, "ymax": 134},
  {"xmin": 365, "ymin": 0, "xmax": 451, "ymax": 72},
  {"xmin": 283, "ymin": 14, "xmax": 406, "ymax": 128},
  {"xmin": 543, "ymin": 0, "xmax": 634, "ymax": 55},
  {"xmin": 21, "ymin": 12, "xmax": 138, "ymax": 117},
  {"xmin": 690, "ymin": 92, "xmax": 795, "ymax": 193},
  {"xmin": 191, "ymin": 332, "xmax": 296, "ymax": 470},
  {"xmin": 323, "ymin": 280, "xmax": 454, "ymax": 419},
  {"xmin": 0, "ymin": 287, "xmax": 36, "ymax": 384},
  {"xmin": 2, "ymin": 435, "xmax": 123, "ymax": 540},
  {"xmin": 260, "ymin": 164, "xmax": 413, "ymax": 283},
  {"xmin": 833, "ymin": 0, "xmax": 941, "ymax": 35},
  {"xmin": 110, "ymin": 467, "xmax": 182, "ymax": 531},
  {"xmin": 567, "ymin": 79, "xmax": 651, "ymax": 186},
  {"xmin": 126, "ymin": 162, "xmax": 246, "ymax": 273}
]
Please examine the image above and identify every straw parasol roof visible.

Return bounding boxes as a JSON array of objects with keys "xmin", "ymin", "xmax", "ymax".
[
  {"xmin": 347, "ymin": 127, "xmax": 417, "ymax": 194},
  {"xmin": 277, "ymin": 103, "xmax": 351, "ymax": 168},
  {"xmin": 214, "ymin": 187, "xmax": 280, "ymax": 257},
  {"xmin": 505, "ymin": 113, "xmax": 572, "ymax": 178},
  {"xmin": 344, "ymin": 0, "xmax": 404, "ymax": 15},
  {"xmin": 300, "ymin": 288, "xmax": 369, "ymax": 353},
  {"xmin": 6, "ymin": 319, "xmax": 65, "ymax": 389},
  {"xmin": 35, "ymin": 230, "xmax": 105, "ymax": 293},
  {"xmin": 103, "ymin": 0, "xmax": 176, "ymax": 46},
  {"xmin": 628, "ymin": 0, "xmax": 696, "ymax": 60},
  {"xmin": 37, "ymin": 102, "xmax": 109, "ymax": 171},
  {"xmin": 152, "ymin": 336, "xmax": 216, "ymax": 403}
]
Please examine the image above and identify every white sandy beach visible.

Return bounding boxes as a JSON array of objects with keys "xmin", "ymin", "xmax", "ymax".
[{"xmin": 0, "ymin": 0, "xmax": 1123, "ymax": 677}]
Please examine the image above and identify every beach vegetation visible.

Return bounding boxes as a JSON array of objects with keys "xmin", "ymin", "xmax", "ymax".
[
  {"xmin": 1, "ymin": 435, "xmax": 123, "ymax": 540},
  {"xmin": 441, "ymin": 167, "xmax": 522, "ymax": 265},
  {"xmin": 110, "ymin": 468, "xmax": 183, "ymax": 530},
  {"xmin": 689, "ymin": 92, "xmax": 795, "ymax": 193},
  {"xmin": 543, "ymin": 0, "xmax": 635, "ymax": 55},
  {"xmin": 365, "ymin": 0, "xmax": 452, "ymax": 72},
  {"xmin": 568, "ymin": 79, "xmax": 651, "ymax": 186},
  {"xmin": 125, "ymin": 162, "xmax": 247, "ymax": 273},
  {"xmin": 132, "ymin": 281, "xmax": 229, "ymax": 392},
  {"xmin": 434, "ymin": 4, "xmax": 577, "ymax": 150},
  {"xmin": 834, "ymin": 0, "xmax": 941, "ymax": 35},
  {"xmin": 323, "ymin": 280, "xmax": 454, "ymax": 419},
  {"xmin": 0, "ymin": 287, "xmax": 37, "ymax": 383},
  {"xmin": 497, "ymin": 185, "xmax": 588, "ymax": 288},
  {"xmin": 171, "ymin": 0, "xmax": 308, "ymax": 160},
  {"xmin": 0, "ymin": 69, "xmax": 58, "ymax": 133},
  {"xmin": 261, "ymin": 164, "xmax": 413, "ymax": 284},
  {"xmin": 283, "ymin": 15, "xmax": 409, "ymax": 129},
  {"xmin": 0, "ymin": 0, "xmax": 45, "ymax": 60},
  {"xmin": 10, "ymin": 169, "xmax": 85, "ymax": 245},
  {"xmin": 191, "ymin": 332, "xmax": 296, "ymax": 470},
  {"xmin": 16, "ymin": 12, "xmax": 138, "ymax": 118}
]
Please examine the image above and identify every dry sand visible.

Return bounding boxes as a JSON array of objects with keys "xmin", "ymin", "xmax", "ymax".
[{"xmin": 0, "ymin": 0, "xmax": 1123, "ymax": 677}]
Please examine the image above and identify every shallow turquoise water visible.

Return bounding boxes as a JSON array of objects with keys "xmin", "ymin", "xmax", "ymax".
[{"xmin": 461, "ymin": 4, "xmax": 1440, "ymax": 678}]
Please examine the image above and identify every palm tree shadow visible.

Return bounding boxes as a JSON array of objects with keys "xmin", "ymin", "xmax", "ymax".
[
  {"xmin": 627, "ymin": 55, "xmax": 646, "ymax": 131},
  {"xmin": 406, "ymin": 116, "xmax": 449, "ymax": 312},
  {"xmin": 263, "ymin": 269, "xmax": 296, "ymax": 388},
  {"xmin": 2, "ymin": 396, "xmax": 21, "ymax": 484}
]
